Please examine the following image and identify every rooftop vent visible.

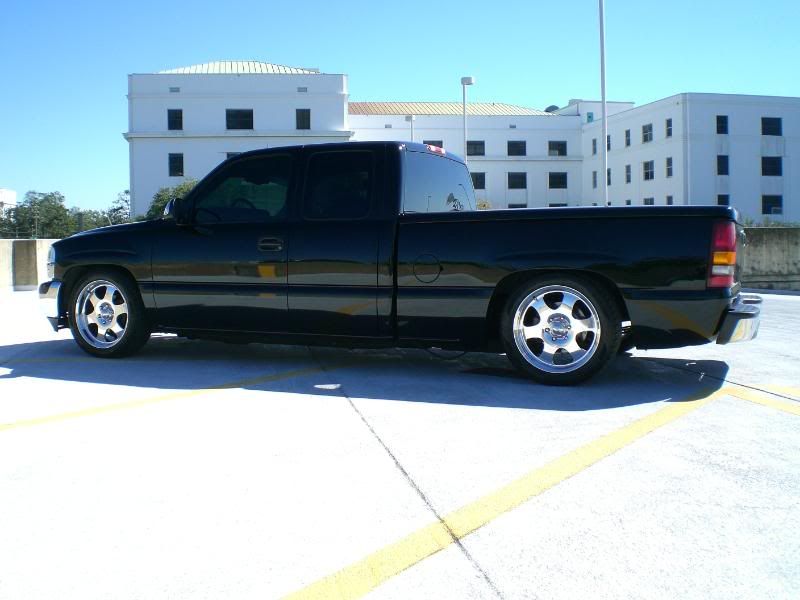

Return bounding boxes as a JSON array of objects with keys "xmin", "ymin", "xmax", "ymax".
[{"xmin": 545, "ymin": 104, "xmax": 560, "ymax": 113}]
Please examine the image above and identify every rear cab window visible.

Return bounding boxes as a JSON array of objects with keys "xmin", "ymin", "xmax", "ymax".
[{"xmin": 402, "ymin": 150, "xmax": 476, "ymax": 213}]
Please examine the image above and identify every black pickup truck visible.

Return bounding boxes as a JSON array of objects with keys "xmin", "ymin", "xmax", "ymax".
[{"xmin": 39, "ymin": 141, "xmax": 760, "ymax": 384}]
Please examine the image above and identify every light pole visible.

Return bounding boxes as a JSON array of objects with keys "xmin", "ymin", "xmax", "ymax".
[
  {"xmin": 461, "ymin": 76, "xmax": 475, "ymax": 161},
  {"xmin": 599, "ymin": 0, "xmax": 609, "ymax": 206},
  {"xmin": 405, "ymin": 115, "xmax": 416, "ymax": 142}
]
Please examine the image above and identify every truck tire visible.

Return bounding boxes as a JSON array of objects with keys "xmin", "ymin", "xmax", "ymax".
[
  {"xmin": 500, "ymin": 275, "xmax": 622, "ymax": 385},
  {"xmin": 68, "ymin": 270, "xmax": 150, "ymax": 358}
]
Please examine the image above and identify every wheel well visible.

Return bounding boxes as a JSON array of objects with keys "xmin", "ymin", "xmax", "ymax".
[
  {"xmin": 60, "ymin": 265, "xmax": 138, "ymax": 318},
  {"xmin": 484, "ymin": 269, "xmax": 629, "ymax": 348}
]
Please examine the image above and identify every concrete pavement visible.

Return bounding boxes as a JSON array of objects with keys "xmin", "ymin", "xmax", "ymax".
[{"xmin": 0, "ymin": 291, "xmax": 798, "ymax": 599}]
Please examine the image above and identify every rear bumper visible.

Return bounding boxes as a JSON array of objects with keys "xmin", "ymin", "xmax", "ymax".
[
  {"xmin": 716, "ymin": 293, "xmax": 761, "ymax": 344},
  {"xmin": 38, "ymin": 280, "xmax": 65, "ymax": 332}
]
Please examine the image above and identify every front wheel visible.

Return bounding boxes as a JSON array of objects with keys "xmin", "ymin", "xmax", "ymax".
[
  {"xmin": 68, "ymin": 271, "xmax": 150, "ymax": 358},
  {"xmin": 500, "ymin": 275, "xmax": 622, "ymax": 385}
]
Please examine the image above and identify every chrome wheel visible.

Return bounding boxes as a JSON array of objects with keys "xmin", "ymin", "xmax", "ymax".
[
  {"xmin": 74, "ymin": 280, "xmax": 129, "ymax": 349},
  {"xmin": 512, "ymin": 285, "xmax": 601, "ymax": 373}
]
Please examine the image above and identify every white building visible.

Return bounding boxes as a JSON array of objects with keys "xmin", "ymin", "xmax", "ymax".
[
  {"xmin": 125, "ymin": 61, "xmax": 351, "ymax": 215},
  {"xmin": 0, "ymin": 189, "xmax": 17, "ymax": 215},
  {"xmin": 125, "ymin": 61, "xmax": 799, "ymax": 222}
]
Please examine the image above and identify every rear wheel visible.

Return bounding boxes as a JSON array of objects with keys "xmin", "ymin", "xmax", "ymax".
[
  {"xmin": 500, "ymin": 275, "xmax": 622, "ymax": 385},
  {"xmin": 68, "ymin": 271, "xmax": 150, "ymax": 358}
]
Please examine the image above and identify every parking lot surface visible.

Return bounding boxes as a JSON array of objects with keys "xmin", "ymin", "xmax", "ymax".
[{"xmin": 1, "ymin": 291, "xmax": 798, "ymax": 599}]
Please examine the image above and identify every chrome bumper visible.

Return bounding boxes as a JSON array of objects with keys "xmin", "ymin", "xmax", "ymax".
[
  {"xmin": 716, "ymin": 293, "xmax": 761, "ymax": 344},
  {"xmin": 38, "ymin": 280, "xmax": 64, "ymax": 331}
]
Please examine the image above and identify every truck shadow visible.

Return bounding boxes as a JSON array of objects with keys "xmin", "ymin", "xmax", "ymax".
[{"xmin": 0, "ymin": 336, "xmax": 728, "ymax": 412}]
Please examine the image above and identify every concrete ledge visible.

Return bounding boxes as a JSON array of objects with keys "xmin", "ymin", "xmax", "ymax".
[
  {"xmin": 0, "ymin": 239, "xmax": 59, "ymax": 292},
  {"xmin": 741, "ymin": 227, "xmax": 800, "ymax": 291}
]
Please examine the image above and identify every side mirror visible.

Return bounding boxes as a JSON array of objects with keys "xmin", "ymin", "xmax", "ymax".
[
  {"xmin": 163, "ymin": 197, "xmax": 189, "ymax": 224},
  {"xmin": 163, "ymin": 198, "xmax": 176, "ymax": 219}
]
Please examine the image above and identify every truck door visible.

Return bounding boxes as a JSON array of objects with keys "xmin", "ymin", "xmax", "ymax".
[
  {"xmin": 287, "ymin": 148, "xmax": 382, "ymax": 337},
  {"xmin": 151, "ymin": 153, "xmax": 293, "ymax": 332}
]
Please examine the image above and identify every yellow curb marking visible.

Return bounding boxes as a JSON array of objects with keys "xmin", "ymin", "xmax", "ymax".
[
  {"xmin": 0, "ymin": 366, "xmax": 326, "ymax": 433},
  {"xmin": 727, "ymin": 387, "xmax": 800, "ymax": 416},
  {"xmin": 284, "ymin": 387, "xmax": 727, "ymax": 600}
]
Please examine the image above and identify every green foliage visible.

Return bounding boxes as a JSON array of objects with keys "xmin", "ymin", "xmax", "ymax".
[
  {"xmin": 0, "ymin": 191, "xmax": 72, "ymax": 238},
  {"xmin": 145, "ymin": 180, "xmax": 197, "ymax": 220},
  {"xmin": 108, "ymin": 190, "xmax": 131, "ymax": 225}
]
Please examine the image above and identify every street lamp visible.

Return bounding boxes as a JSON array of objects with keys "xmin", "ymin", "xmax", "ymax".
[
  {"xmin": 461, "ymin": 76, "xmax": 475, "ymax": 160},
  {"xmin": 405, "ymin": 115, "xmax": 416, "ymax": 142},
  {"xmin": 599, "ymin": 0, "xmax": 609, "ymax": 206}
]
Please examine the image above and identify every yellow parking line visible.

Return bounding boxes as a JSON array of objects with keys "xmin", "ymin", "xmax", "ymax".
[
  {"xmin": 765, "ymin": 386, "xmax": 800, "ymax": 400},
  {"xmin": 284, "ymin": 387, "xmax": 727, "ymax": 600},
  {"xmin": 0, "ymin": 366, "xmax": 325, "ymax": 433},
  {"xmin": 727, "ymin": 387, "xmax": 800, "ymax": 416}
]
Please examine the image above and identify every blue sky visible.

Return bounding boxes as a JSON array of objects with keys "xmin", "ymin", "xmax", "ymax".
[{"xmin": 1, "ymin": 0, "xmax": 798, "ymax": 210}]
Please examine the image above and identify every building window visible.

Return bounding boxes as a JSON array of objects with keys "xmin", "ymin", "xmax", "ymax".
[
  {"xmin": 548, "ymin": 141, "xmax": 567, "ymax": 156},
  {"xmin": 762, "ymin": 117, "xmax": 782, "ymax": 136},
  {"xmin": 296, "ymin": 108, "xmax": 311, "ymax": 130},
  {"xmin": 297, "ymin": 86, "xmax": 308, "ymax": 93},
  {"xmin": 762, "ymin": 195, "xmax": 783, "ymax": 215},
  {"xmin": 548, "ymin": 172, "xmax": 568, "ymax": 189},
  {"xmin": 625, "ymin": 199, "xmax": 632, "ymax": 206},
  {"xmin": 642, "ymin": 124, "xmax": 653, "ymax": 143},
  {"xmin": 548, "ymin": 203, "xmax": 568, "ymax": 207},
  {"xmin": 169, "ymin": 86, "xmax": 180, "ymax": 93},
  {"xmin": 592, "ymin": 170, "xmax": 598, "ymax": 189},
  {"xmin": 665, "ymin": 118, "xmax": 673, "ymax": 138},
  {"xmin": 717, "ymin": 194, "xmax": 730, "ymax": 206},
  {"xmin": 508, "ymin": 203, "xmax": 527, "ymax": 209},
  {"xmin": 643, "ymin": 160, "xmax": 654, "ymax": 181},
  {"xmin": 666, "ymin": 195, "xmax": 674, "ymax": 205},
  {"xmin": 606, "ymin": 135, "xmax": 611, "ymax": 151},
  {"xmin": 466, "ymin": 140, "xmax": 485, "ymax": 156},
  {"xmin": 168, "ymin": 153, "xmax": 184, "ymax": 177},
  {"xmin": 606, "ymin": 168, "xmax": 611, "ymax": 186},
  {"xmin": 508, "ymin": 172, "xmax": 527, "ymax": 189},
  {"xmin": 643, "ymin": 198, "xmax": 655, "ymax": 206},
  {"xmin": 423, "ymin": 140, "xmax": 443, "ymax": 148},
  {"xmin": 226, "ymin": 152, "xmax": 241, "ymax": 159},
  {"xmin": 167, "ymin": 109, "xmax": 183, "ymax": 131},
  {"xmin": 717, "ymin": 155, "xmax": 729, "ymax": 175},
  {"xmin": 762, "ymin": 156, "xmax": 783, "ymax": 176},
  {"xmin": 625, "ymin": 164, "xmax": 632, "ymax": 184},
  {"xmin": 471, "ymin": 172, "xmax": 486, "ymax": 190},
  {"xmin": 226, "ymin": 109, "xmax": 253, "ymax": 130},
  {"xmin": 507, "ymin": 141, "xmax": 526, "ymax": 156},
  {"xmin": 666, "ymin": 156, "xmax": 673, "ymax": 177},
  {"xmin": 592, "ymin": 138, "xmax": 597, "ymax": 155},
  {"xmin": 625, "ymin": 129, "xmax": 631, "ymax": 147},
  {"xmin": 716, "ymin": 115, "xmax": 728, "ymax": 134},
  {"xmin": 384, "ymin": 124, "xmax": 392, "ymax": 128}
]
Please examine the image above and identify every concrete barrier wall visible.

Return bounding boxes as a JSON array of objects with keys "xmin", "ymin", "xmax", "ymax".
[
  {"xmin": 0, "ymin": 240, "xmax": 12, "ymax": 291},
  {"xmin": 741, "ymin": 227, "xmax": 800, "ymax": 291},
  {"xmin": 0, "ymin": 239, "xmax": 59, "ymax": 293}
]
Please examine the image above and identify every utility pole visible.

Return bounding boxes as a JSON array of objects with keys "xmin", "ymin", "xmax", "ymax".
[{"xmin": 599, "ymin": 0, "xmax": 610, "ymax": 206}]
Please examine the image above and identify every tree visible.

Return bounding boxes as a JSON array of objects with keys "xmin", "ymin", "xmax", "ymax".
[
  {"xmin": 145, "ymin": 180, "xmax": 196, "ymax": 220},
  {"xmin": 108, "ymin": 190, "xmax": 131, "ymax": 225},
  {"xmin": 9, "ymin": 191, "xmax": 72, "ymax": 238},
  {"xmin": 69, "ymin": 207, "xmax": 111, "ymax": 232}
]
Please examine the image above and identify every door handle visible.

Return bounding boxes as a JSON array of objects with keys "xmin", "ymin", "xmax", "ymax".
[{"xmin": 258, "ymin": 237, "xmax": 284, "ymax": 252}]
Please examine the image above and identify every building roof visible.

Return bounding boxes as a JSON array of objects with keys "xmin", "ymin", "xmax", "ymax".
[
  {"xmin": 348, "ymin": 102, "xmax": 554, "ymax": 116},
  {"xmin": 158, "ymin": 61, "xmax": 321, "ymax": 75}
]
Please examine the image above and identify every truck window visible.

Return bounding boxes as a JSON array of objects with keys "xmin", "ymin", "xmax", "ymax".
[
  {"xmin": 402, "ymin": 150, "xmax": 476, "ymax": 213},
  {"xmin": 193, "ymin": 154, "xmax": 292, "ymax": 223},
  {"xmin": 304, "ymin": 151, "xmax": 372, "ymax": 220}
]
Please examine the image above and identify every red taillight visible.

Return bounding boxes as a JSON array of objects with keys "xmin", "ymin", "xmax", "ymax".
[{"xmin": 708, "ymin": 220, "xmax": 737, "ymax": 288}]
